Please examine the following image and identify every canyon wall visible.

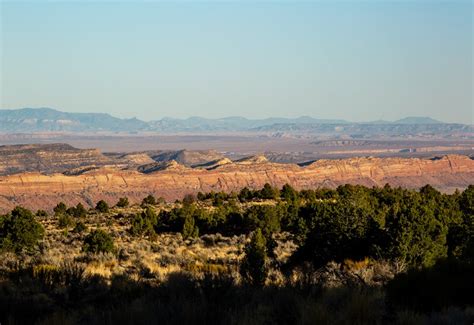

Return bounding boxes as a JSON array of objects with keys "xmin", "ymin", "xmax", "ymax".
[
  {"xmin": 0, "ymin": 155, "xmax": 473, "ymax": 213},
  {"xmin": 0, "ymin": 143, "xmax": 112, "ymax": 175}
]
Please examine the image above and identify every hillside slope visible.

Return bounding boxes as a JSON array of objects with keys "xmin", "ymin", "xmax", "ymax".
[{"xmin": 0, "ymin": 155, "xmax": 472, "ymax": 212}]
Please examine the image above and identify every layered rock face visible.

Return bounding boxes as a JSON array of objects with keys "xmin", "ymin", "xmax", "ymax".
[
  {"xmin": 0, "ymin": 155, "xmax": 472, "ymax": 213},
  {"xmin": 151, "ymin": 149, "xmax": 224, "ymax": 166},
  {"xmin": 0, "ymin": 144, "xmax": 112, "ymax": 175},
  {"xmin": 0, "ymin": 145, "xmax": 223, "ymax": 175}
]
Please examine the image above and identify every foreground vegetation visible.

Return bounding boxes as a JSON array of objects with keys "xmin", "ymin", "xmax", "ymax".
[{"xmin": 0, "ymin": 184, "xmax": 473, "ymax": 324}]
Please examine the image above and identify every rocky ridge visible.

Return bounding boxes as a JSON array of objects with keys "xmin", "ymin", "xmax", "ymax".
[
  {"xmin": 0, "ymin": 154, "xmax": 472, "ymax": 213},
  {"xmin": 0, "ymin": 143, "xmax": 112, "ymax": 175}
]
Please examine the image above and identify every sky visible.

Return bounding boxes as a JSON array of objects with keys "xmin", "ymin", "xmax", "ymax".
[{"xmin": 0, "ymin": 0, "xmax": 472, "ymax": 123}]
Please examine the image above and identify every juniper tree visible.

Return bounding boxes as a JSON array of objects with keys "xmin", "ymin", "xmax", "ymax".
[
  {"xmin": 240, "ymin": 228, "xmax": 268, "ymax": 286},
  {"xmin": 116, "ymin": 197, "xmax": 129, "ymax": 208},
  {"xmin": 95, "ymin": 200, "xmax": 109, "ymax": 213},
  {"xmin": 0, "ymin": 207, "xmax": 44, "ymax": 253}
]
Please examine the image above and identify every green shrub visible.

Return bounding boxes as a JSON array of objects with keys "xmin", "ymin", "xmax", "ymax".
[
  {"xmin": 183, "ymin": 193, "xmax": 196, "ymax": 206},
  {"xmin": 156, "ymin": 197, "xmax": 166, "ymax": 205},
  {"xmin": 197, "ymin": 192, "xmax": 206, "ymax": 201},
  {"xmin": 459, "ymin": 185, "xmax": 474, "ymax": 216},
  {"xmin": 280, "ymin": 184, "xmax": 298, "ymax": 202},
  {"xmin": 116, "ymin": 197, "xmax": 129, "ymax": 208},
  {"xmin": 36, "ymin": 210, "xmax": 48, "ymax": 218},
  {"xmin": 240, "ymin": 228, "xmax": 268, "ymax": 286},
  {"xmin": 238, "ymin": 187, "xmax": 253, "ymax": 202},
  {"xmin": 196, "ymin": 207, "xmax": 228, "ymax": 234},
  {"xmin": 95, "ymin": 200, "xmax": 109, "ymax": 213},
  {"xmin": 244, "ymin": 205, "xmax": 281, "ymax": 234},
  {"xmin": 0, "ymin": 206, "xmax": 44, "ymax": 253},
  {"xmin": 82, "ymin": 229, "xmax": 115, "ymax": 254},
  {"xmin": 182, "ymin": 215, "xmax": 199, "ymax": 239},
  {"xmin": 67, "ymin": 203, "xmax": 88, "ymax": 218},
  {"xmin": 142, "ymin": 194, "xmax": 156, "ymax": 206},
  {"xmin": 75, "ymin": 203, "xmax": 88, "ymax": 218},
  {"xmin": 258, "ymin": 183, "xmax": 279, "ymax": 200},
  {"xmin": 58, "ymin": 214, "xmax": 74, "ymax": 229},
  {"xmin": 73, "ymin": 221, "xmax": 88, "ymax": 233},
  {"xmin": 129, "ymin": 207, "xmax": 157, "ymax": 237},
  {"xmin": 53, "ymin": 202, "xmax": 67, "ymax": 215},
  {"xmin": 448, "ymin": 185, "xmax": 474, "ymax": 261},
  {"xmin": 384, "ymin": 192, "xmax": 448, "ymax": 268},
  {"xmin": 130, "ymin": 214, "xmax": 147, "ymax": 236}
]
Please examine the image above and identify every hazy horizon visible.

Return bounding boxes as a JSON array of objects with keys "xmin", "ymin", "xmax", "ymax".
[
  {"xmin": 1, "ymin": 1, "xmax": 472, "ymax": 124},
  {"xmin": 0, "ymin": 106, "xmax": 457, "ymax": 124}
]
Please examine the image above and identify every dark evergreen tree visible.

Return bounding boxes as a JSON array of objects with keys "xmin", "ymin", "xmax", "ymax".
[
  {"xmin": 53, "ymin": 202, "xmax": 67, "ymax": 215},
  {"xmin": 259, "ymin": 183, "xmax": 279, "ymax": 200},
  {"xmin": 0, "ymin": 207, "xmax": 44, "ymax": 253},
  {"xmin": 240, "ymin": 228, "xmax": 268, "ymax": 286},
  {"xmin": 182, "ymin": 215, "xmax": 199, "ymax": 239},
  {"xmin": 72, "ymin": 203, "xmax": 87, "ymax": 218},
  {"xmin": 280, "ymin": 184, "xmax": 298, "ymax": 202},
  {"xmin": 142, "ymin": 194, "xmax": 157, "ymax": 206},
  {"xmin": 83, "ymin": 229, "xmax": 115, "ymax": 254},
  {"xmin": 116, "ymin": 197, "xmax": 129, "ymax": 208},
  {"xmin": 95, "ymin": 200, "xmax": 109, "ymax": 213}
]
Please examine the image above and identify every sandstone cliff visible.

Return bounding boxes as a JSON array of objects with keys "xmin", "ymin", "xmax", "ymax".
[
  {"xmin": 151, "ymin": 149, "xmax": 224, "ymax": 166},
  {"xmin": 0, "ymin": 155, "xmax": 472, "ymax": 213},
  {"xmin": 0, "ymin": 143, "xmax": 112, "ymax": 175}
]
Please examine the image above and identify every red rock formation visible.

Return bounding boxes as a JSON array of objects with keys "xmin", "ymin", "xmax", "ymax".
[
  {"xmin": 0, "ymin": 155, "xmax": 472, "ymax": 213},
  {"xmin": 0, "ymin": 143, "xmax": 112, "ymax": 175}
]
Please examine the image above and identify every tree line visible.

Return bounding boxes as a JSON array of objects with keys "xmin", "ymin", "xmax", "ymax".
[{"xmin": 1, "ymin": 183, "xmax": 473, "ymax": 279}]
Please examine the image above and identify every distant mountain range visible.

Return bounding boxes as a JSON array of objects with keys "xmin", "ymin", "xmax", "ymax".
[
  {"xmin": 0, "ymin": 107, "xmax": 465, "ymax": 134},
  {"xmin": 391, "ymin": 117, "xmax": 443, "ymax": 124},
  {"xmin": 0, "ymin": 108, "xmax": 148, "ymax": 132}
]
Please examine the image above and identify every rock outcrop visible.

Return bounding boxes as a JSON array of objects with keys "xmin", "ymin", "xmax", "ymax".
[
  {"xmin": 138, "ymin": 160, "xmax": 189, "ymax": 174},
  {"xmin": 0, "ymin": 144, "xmax": 226, "ymax": 175},
  {"xmin": 0, "ymin": 155, "xmax": 472, "ymax": 213},
  {"xmin": 150, "ymin": 149, "xmax": 224, "ymax": 166},
  {"xmin": 192, "ymin": 158, "xmax": 233, "ymax": 170},
  {"xmin": 235, "ymin": 155, "xmax": 269, "ymax": 164},
  {"xmin": 117, "ymin": 153, "xmax": 156, "ymax": 166},
  {"xmin": 0, "ymin": 143, "xmax": 112, "ymax": 175}
]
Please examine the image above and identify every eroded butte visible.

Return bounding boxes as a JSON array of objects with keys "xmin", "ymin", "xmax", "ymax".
[{"xmin": 0, "ymin": 153, "xmax": 472, "ymax": 213}]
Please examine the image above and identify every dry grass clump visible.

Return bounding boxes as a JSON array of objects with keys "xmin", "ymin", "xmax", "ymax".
[
  {"xmin": 1, "ymin": 201, "xmax": 399, "ymax": 290},
  {"xmin": 395, "ymin": 307, "xmax": 474, "ymax": 325},
  {"xmin": 286, "ymin": 259, "xmax": 400, "ymax": 289},
  {"xmin": 1, "ymin": 256, "xmax": 472, "ymax": 325},
  {"xmin": 274, "ymin": 232, "xmax": 298, "ymax": 262},
  {"xmin": 19, "ymin": 204, "xmax": 259, "ymax": 282},
  {"xmin": 1, "ymin": 202, "xmax": 405, "ymax": 292}
]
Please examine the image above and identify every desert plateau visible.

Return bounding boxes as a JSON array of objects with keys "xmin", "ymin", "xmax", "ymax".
[
  {"xmin": 0, "ymin": 143, "xmax": 473, "ymax": 213},
  {"xmin": 1, "ymin": 0, "xmax": 473, "ymax": 323}
]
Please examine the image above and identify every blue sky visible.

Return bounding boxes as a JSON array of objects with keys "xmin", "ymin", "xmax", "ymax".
[{"xmin": 0, "ymin": 0, "xmax": 472, "ymax": 123}]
